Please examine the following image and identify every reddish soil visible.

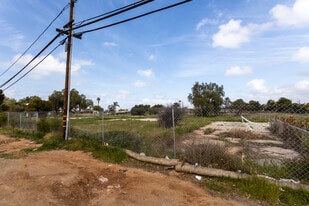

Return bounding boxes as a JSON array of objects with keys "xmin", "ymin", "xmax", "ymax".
[{"xmin": 0, "ymin": 135, "xmax": 260, "ymax": 206}]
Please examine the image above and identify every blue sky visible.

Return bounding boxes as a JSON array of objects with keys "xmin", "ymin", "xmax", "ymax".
[{"xmin": 0, "ymin": 0, "xmax": 309, "ymax": 109}]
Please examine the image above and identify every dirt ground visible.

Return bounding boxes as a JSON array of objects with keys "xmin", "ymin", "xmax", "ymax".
[
  {"xmin": 0, "ymin": 135, "xmax": 266, "ymax": 206},
  {"xmin": 184, "ymin": 121, "xmax": 300, "ymax": 165}
]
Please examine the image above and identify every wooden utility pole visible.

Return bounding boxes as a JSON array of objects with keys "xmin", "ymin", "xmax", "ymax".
[{"xmin": 62, "ymin": 0, "xmax": 75, "ymax": 140}]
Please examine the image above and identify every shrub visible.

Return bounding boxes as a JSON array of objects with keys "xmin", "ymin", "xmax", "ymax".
[
  {"xmin": 182, "ymin": 142, "xmax": 244, "ymax": 172},
  {"xmin": 36, "ymin": 118, "xmax": 50, "ymax": 134},
  {"xmin": 158, "ymin": 106, "xmax": 184, "ymax": 128},
  {"xmin": 48, "ymin": 117, "xmax": 62, "ymax": 132},
  {"xmin": 38, "ymin": 134, "xmax": 64, "ymax": 150},
  {"xmin": 0, "ymin": 112, "xmax": 7, "ymax": 127},
  {"xmin": 130, "ymin": 104, "xmax": 150, "ymax": 115},
  {"xmin": 104, "ymin": 130, "xmax": 142, "ymax": 152}
]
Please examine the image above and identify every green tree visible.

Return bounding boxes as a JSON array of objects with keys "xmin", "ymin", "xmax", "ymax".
[
  {"xmin": 26, "ymin": 97, "xmax": 52, "ymax": 111},
  {"xmin": 79, "ymin": 94, "xmax": 88, "ymax": 110},
  {"xmin": 0, "ymin": 97, "xmax": 24, "ymax": 112},
  {"xmin": 48, "ymin": 90, "xmax": 64, "ymax": 113},
  {"xmin": 276, "ymin": 97, "xmax": 292, "ymax": 112},
  {"xmin": 0, "ymin": 90, "xmax": 5, "ymax": 106},
  {"xmin": 93, "ymin": 105, "xmax": 103, "ymax": 111},
  {"xmin": 231, "ymin": 99, "xmax": 247, "ymax": 115},
  {"xmin": 188, "ymin": 82, "xmax": 225, "ymax": 116},
  {"xmin": 149, "ymin": 104, "xmax": 164, "ymax": 115},
  {"xmin": 248, "ymin": 100, "xmax": 262, "ymax": 111},
  {"xmin": 265, "ymin": 99, "xmax": 276, "ymax": 111},
  {"xmin": 131, "ymin": 104, "xmax": 150, "ymax": 115},
  {"xmin": 85, "ymin": 98, "xmax": 94, "ymax": 110},
  {"xmin": 158, "ymin": 105, "xmax": 184, "ymax": 128},
  {"xmin": 70, "ymin": 89, "xmax": 82, "ymax": 111}
]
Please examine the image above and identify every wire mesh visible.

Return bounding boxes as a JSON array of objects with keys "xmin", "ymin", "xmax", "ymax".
[{"xmin": 2, "ymin": 103, "xmax": 309, "ymax": 185}]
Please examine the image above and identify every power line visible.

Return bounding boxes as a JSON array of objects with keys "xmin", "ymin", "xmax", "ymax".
[
  {"xmin": 73, "ymin": 0, "xmax": 153, "ymax": 28},
  {"xmin": 0, "ymin": 2, "xmax": 70, "ymax": 78},
  {"xmin": 3, "ymin": 38, "xmax": 67, "ymax": 91},
  {"xmin": 72, "ymin": 0, "xmax": 154, "ymax": 31},
  {"xmin": 0, "ymin": 34, "xmax": 61, "ymax": 88},
  {"xmin": 74, "ymin": 0, "xmax": 192, "ymax": 36}
]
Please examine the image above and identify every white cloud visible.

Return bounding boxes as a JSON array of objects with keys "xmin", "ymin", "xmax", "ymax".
[
  {"xmin": 133, "ymin": 80, "xmax": 147, "ymax": 88},
  {"xmin": 225, "ymin": 66, "xmax": 252, "ymax": 76},
  {"xmin": 196, "ymin": 18, "xmax": 218, "ymax": 30},
  {"xmin": 247, "ymin": 79, "xmax": 268, "ymax": 93},
  {"xmin": 293, "ymin": 47, "xmax": 309, "ymax": 63},
  {"xmin": 212, "ymin": 19, "xmax": 251, "ymax": 49},
  {"xmin": 244, "ymin": 80, "xmax": 309, "ymax": 103},
  {"xmin": 72, "ymin": 59, "xmax": 93, "ymax": 74},
  {"xmin": 295, "ymin": 80, "xmax": 309, "ymax": 90},
  {"xmin": 103, "ymin": 41, "xmax": 118, "ymax": 47},
  {"xmin": 141, "ymin": 94, "xmax": 174, "ymax": 105},
  {"xmin": 137, "ymin": 69, "xmax": 154, "ymax": 78},
  {"xmin": 270, "ymin": 0, "xmax": 309, "ymax": 27},
  {"xmin": 117, "ymin": 90, "xmax": 130, "ymax": 99},
  {"xmin": 13, "ymin": 54, "xmax": 92, "ymax": 79}
]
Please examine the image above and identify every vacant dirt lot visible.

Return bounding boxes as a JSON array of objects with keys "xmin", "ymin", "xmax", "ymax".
[{"xmin": 0, "ymin": 135, "xmax": 261, "ymax": 206}]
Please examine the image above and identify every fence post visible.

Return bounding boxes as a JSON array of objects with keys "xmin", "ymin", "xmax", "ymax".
[
  {"xmin": 7, "ymin": 112, "xmax": 9, "ymax": 127},
  {"xmin": 101, "ymin": 109, "xmax": 105, "ymax": 144},
  {"xmin": 19, "ymin": 112, "xmax": 22, "ymax": 129},
  {"xmin": 172, "ymin": 108, "xmax": 176, "ymax": 158}
]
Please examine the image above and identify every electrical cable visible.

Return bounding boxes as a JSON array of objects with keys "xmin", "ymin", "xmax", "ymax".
[
  {"xmin": 0, "ymin": 33, "xmax": 61, "ymax": 88},
  {"xmin": 2, "ymin": 0, "xmax": 191, "ymax": 90},
  {"xmin": 0, "ymin": 2, "xmax": 70, "ymax": 78},
  {"xmin": 3, "ymin": 37, "xmax": 67, "ymax": 91},
  {"xmin": 74, "ymin": 0, "xmax": 192, "ymax": 36},
  {"xmin": 74, "ymin": 0, "xmax": 153, "ymax": 27},
  {"xmin": 72, "ymin": 0, "xmax": 154, "ymax": 31}
]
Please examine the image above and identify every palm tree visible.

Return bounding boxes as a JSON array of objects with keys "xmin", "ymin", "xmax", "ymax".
[
  {"xmin": 108, "ymin": 101, "xmax": 120, "ymax": 114},
  {"xmin": 97, "ymin": 97, "xmax": 100, "ymax": 106}
]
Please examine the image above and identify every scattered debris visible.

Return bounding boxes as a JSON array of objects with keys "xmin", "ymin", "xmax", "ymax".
[
  {"xmin": 98, "ymin": 176, "xmax": 108, "ymax": 183},
  {"xmin": 195, "ymin": 175, "xmax": 202, "ymax": 181},
  {"xmin": 279, "ymin": 178, "xmax": 300, "ymax": 184}
]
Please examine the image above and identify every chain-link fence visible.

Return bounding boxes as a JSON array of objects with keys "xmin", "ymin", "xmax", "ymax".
[
  {"xmin": 1, "ymin": 112, "xmax": 40, "ymax": 130},
  {"xmin": 70, "ymin": 105, "xmax": 309, "ymax": 185},
  {"xmin": 2, "ymin": 104, "xmax": 309, "ymax": 185},
  {"xmin": 0, "ymin": 111, "xmax": 62, "ymax": 132}
]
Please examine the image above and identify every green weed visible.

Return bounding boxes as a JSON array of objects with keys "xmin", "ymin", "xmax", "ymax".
[{"xmin": 202, "ymin": 176, "xmax": 309, "ymax": 205}]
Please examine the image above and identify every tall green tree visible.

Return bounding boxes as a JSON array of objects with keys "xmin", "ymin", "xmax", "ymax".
[
  {"xmin": 188, "ymin": 82, "xmax": 225, "ymax": 116},
  {"xmin": 231, "ymin": 99, "xmax": 247, "ymax": 115},
  {"xmin": 26, "ymin": 97, "xmax": 52, "ymax": 112},
  {"xmin": 276, "ymin": 97, "xmax": 292, "ymax": 112},
  {"xmin": 70, "ymin": 89, "xmax": 82, "ymax": 111},
  {"xmin": 48, "ymin": 90, "xmax": 64, "ymax": 113},
  {"xmin": 0, "ymin": 90, "xmax": 5, "ymax": 106},
  {"xmin": 265, "ymin": 99, "xmax": 276, "ymax": 111},
  {"xmin": 149, "ymin": 104, "xmax": 164, "ymax": 115},
  {"xmin": 248, "ymin": 100, "xmax": 262, "ymax": 111}
]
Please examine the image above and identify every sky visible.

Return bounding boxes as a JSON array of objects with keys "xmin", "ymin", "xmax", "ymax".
[{"xmin": 0, "ymin": 0, "xmax": 309, "ymax": 109}]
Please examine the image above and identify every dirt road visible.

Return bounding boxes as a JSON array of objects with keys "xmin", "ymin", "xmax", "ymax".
[{"xmin": 0, "ymin": 135, "xmax": 259, "ymax": 206}]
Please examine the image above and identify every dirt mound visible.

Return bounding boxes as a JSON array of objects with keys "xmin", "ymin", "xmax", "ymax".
[{"xmin": 0, "ymin": 135, "xmax": 259, "ymax": 206}]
